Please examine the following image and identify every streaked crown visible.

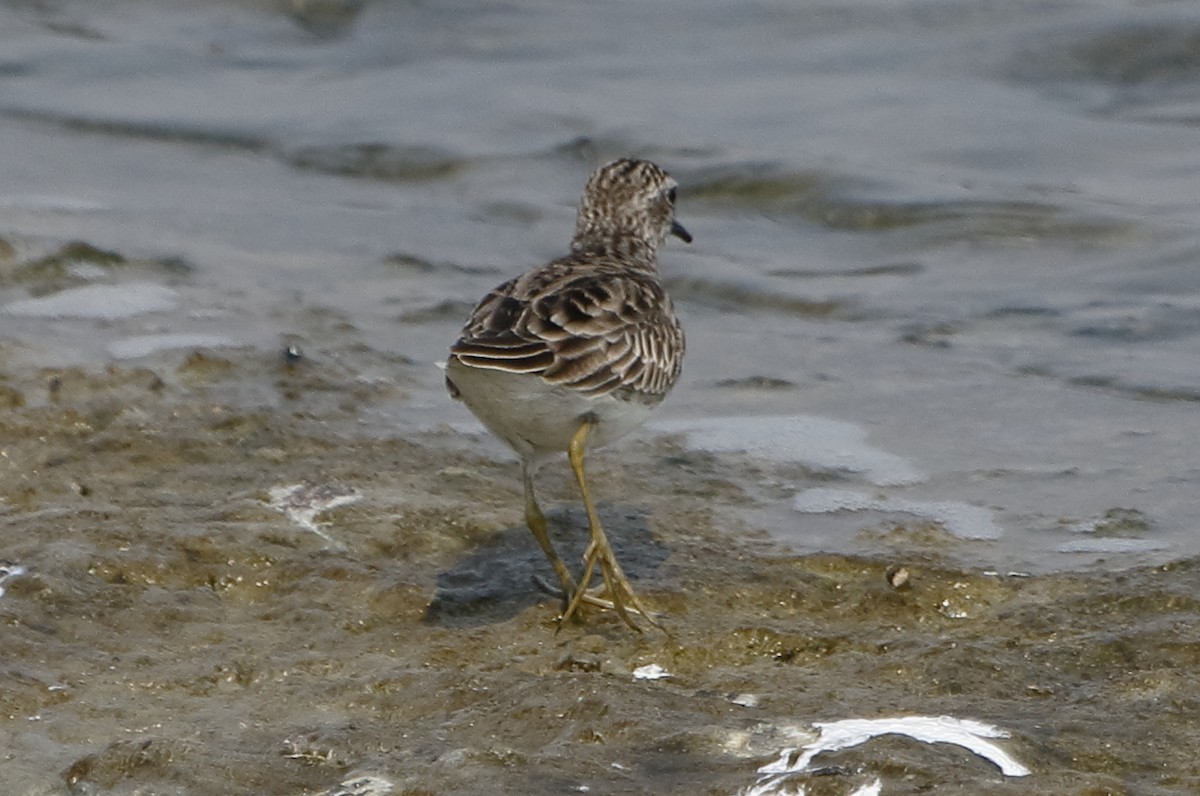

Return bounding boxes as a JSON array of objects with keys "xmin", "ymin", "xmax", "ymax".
[{"xmin": 571, "ymin": 158, "xmax": 691, "ymax": 261}]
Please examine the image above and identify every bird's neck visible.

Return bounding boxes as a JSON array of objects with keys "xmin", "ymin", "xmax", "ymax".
[{"xmin": 570, "ymin": 233, "xmax": 660, "ymax": 266}]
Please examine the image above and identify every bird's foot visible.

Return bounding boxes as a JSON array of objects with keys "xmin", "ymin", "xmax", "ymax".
[
  {"xmin": 558, "ymin": 535, "xmax": 664, "ymax": 633},
  {"xmin": 531, "ymin": 575, "xmax": 623, "ymax": 612}
]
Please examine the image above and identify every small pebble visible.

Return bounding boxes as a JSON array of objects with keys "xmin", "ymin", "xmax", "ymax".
[{"xmin": 886, "ymin": 565, "xmax": 910, "ymax": 590}]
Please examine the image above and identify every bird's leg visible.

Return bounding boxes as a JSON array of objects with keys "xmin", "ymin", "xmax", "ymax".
[
  {"xmin": 522, "ymin": 462, "xmax": 578, "ymax": 608},
  {"xmin": 525, "ymin": 460, "xmax": 644, "ymax": 616},
  {"xmin": 559, "ymin": 418, "xmax": 662, "ymax": 632}
]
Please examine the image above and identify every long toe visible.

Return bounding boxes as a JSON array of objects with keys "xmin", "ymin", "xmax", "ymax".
[
  {"xmin": 534, "ymin": 575, "xmax": 622, "ymax": 613},
  {"xmin": 597, "ymin": 551, "xmax": 663, "ymax": 633},
  {"xmin": 558, "ymin": 551, "xmax": 599, "ymax": 627},
  {"xmin": 562, "ymin": 534, "xmax": 662, "ymax": 633}
]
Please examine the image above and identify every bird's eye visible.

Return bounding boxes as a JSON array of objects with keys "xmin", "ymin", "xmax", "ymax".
[{"xmin": 667, "ymin": 187, "xmax": 677, "ymax": 204}]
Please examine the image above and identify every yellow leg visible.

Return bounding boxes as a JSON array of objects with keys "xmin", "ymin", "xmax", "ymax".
[
  {"xmin": 559, "ymin": 418, "xmax": 662, "ymax": 632},
  {"xmin": 522, "ymin": 462, "xmax": 578, "ymax": 605}
]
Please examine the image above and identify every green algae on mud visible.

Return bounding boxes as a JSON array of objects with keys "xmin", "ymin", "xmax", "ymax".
[
  {"xmin": 0, "ymin": 353, "xmax": 1196, "ymax": 795},
  {"xmin": 0, "ymin": 236, "xmax": 192, "ymax": 297}
]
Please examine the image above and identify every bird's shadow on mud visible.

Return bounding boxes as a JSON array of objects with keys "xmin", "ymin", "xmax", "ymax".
[{"xmin": 424, "ymin": 504, "xmax": 669, "ymax": 627}]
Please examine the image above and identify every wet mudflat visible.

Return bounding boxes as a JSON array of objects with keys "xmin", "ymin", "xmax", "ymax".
[
  {"xmin": 1, "ymin": 352, "xmax": 1196, "ymax": 796},
  {"xmin": 3, "ymin": 1, "xmax": 1200, "ymax": 793}
]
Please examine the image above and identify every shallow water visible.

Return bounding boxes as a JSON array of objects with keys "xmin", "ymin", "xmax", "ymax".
[
  {"xmin": 2, "ymin": 0, "xmax": 1200, "ymax": 793},
  {"xmin": 3, "ymin": 0, "xmax": 1198, "ymax": 572}
]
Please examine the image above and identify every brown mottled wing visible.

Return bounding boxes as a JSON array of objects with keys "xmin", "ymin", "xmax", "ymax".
[{"xmin": 450, "ymin": 259, "xmax": 683, "ymax": 400}]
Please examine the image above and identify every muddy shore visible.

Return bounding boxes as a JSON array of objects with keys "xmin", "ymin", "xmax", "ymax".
[{"xmin": 1, "ymin": 345, "xmax": 1195, "ymax": 796}]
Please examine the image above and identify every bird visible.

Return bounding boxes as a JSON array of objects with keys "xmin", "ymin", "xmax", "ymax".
[{"xmin": 444, "ymin": 158, "xmax": 691, "ymax": 631}]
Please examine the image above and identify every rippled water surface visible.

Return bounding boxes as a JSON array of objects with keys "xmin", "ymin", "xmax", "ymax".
[
  {"xmin": 4, "ymin": 0, "xmax": 1198, "ymax": 571},
  {"xmin": 2, "ymin": 0, "xmax": 1200, "ymax": 793}
]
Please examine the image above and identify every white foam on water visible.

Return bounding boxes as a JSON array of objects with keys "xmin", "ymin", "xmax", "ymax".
[
  {"xmin": 743, "ymin": 715, "xmax": 1029, "ymax": 795},
  {"xmin": 792, "ymin": 487, "xmax": 1003, "ymax": 540},
  {"xmin": 0, "ymin": 563, "xmax": 28, "ymax": 599},
  {"xmin": 311, "ymin": 774, "xmax": 394, "ymax": 796},
  {"xmin": 651, "ymin": 415, "xmax": 923, "ymax": 487},
  {"xmin": 631, "ymin": 663, "xmax": 671, "ymax": 680},
  {"xmin": 267, "ymin": 482, "xmax": 361, "ymax": 547},
  {"xmin": 3, "ymin": 283, "xmax": 178, "ymax": 319},
  {"xmin": 108, "ymin": 333, "xmax": 235, "ymax": 359}
]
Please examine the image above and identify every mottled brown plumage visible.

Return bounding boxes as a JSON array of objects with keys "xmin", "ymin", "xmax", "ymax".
[
  {"xmin": 444, "ymin": 158, "xmax": 690, "ymax": 631},
  {"xmin": 450, "ymin": 254, "xmax": 683, "ymax": 400}
]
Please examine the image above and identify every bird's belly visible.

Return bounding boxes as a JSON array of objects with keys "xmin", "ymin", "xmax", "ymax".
[{"xmin": 446, "ymin": 360, "xmax": 657, "ymax": 458}]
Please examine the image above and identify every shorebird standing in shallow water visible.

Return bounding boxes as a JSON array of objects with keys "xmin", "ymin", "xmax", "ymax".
[{"xmin": 445, "ymin": 158, "xmax": 691, "ymax": 631}]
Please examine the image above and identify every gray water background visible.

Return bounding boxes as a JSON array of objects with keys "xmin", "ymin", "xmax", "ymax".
[{"xmin": 2, "ymin": 0, "xmax": 1199, "ymax": 574}]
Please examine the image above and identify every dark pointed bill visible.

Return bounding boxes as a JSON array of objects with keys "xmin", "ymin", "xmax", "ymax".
[{"xmin": 670, "ymin": 220, "xmax": 693, "ymax": 243}]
